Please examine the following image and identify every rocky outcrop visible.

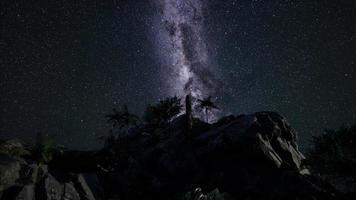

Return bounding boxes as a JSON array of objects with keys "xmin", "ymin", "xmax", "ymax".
[
  {"xmin": 0, "ymin": 112, "xmax": 342, "ymax": 200},
  {"xmin": 0, "ymin": 144, "xmax": 103, "ymax": 200},
  {"xmin": 0, "ymin": 140, "xmax": 30, "ymax": 157},
  {"xmin": 200, "ymin": 112, "xmax": 306, "ymax": 171},
  {"xmin": 0, "ymin": 154, "xmax": 23, "ymax": 192},
  {"xmin": 94, "ymin": 112, "xmax": 338, "ymax": 200}
]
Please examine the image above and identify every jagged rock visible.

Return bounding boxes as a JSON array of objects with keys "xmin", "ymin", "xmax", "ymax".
[
  {"xmin": 91, "ymin": 111, "xmax": 338, "ymax": 200},
  {"xmin": 15, "ymin": 184, "xmax": 35, "ymax": 200},
  {"xmin": 0, "ymin": 112, "xmax": 342, "ymax": 199},
  {"xmin": 63, "ymin": 182, "xmax": 80, "ymax": 200},
  {"xmin": 0, "ymin": 154, "xmax": 23, "ymax": 191},
  {"xmin": 17, "ymin": 163, "xmax": 39, "ymax": 185},
  {"xmin": 196, "ymin": 112, "xmax": 305, "ymax": 171},
  {"xmin": 84, "ymin": 174, "xmax": 104, "ymax": 200},
  {"xmin": 0, "ymin": 140, "xmax": 30, "ymax": 157},
  {"xmin": 37, "ymin": 164, "xmax": 48, "ymax": 181},
  {"xmin": 36, "ymin": 174, "xmax": 83, "ymax": 200},
  {"xmin": 0, "ymin": 142, "xmax": 103, "ymax": 200},
  {"xmin": 253, "ymin": 112, "xmax": 304, "ymax": 170},
  {"xmin": 76, "ymin": 174, "xmax": 96, "ymax": 200},
  {"xmin": 37, "ymin": 173, "xmax": 64, "ymax": 200}
]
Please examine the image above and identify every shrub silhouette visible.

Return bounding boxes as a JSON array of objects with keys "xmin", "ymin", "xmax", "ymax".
[
  {"xmin": 307, "ymin": 125, "xmax": 356, "ymax": 194},
  {"xmin": 33, "ymin": 132, "xmax": 53, "ymax": 164},
  {"xmin": 197, "ymin": 96, "xmax": 219, "ymax": 123},
  {"xmin": 106, "ymin": 105, "xmax": 139, "ymax": 137},
  {"xmin": 144, "ymin": 96, "xmax": 182, "ymax": 127},
  {"xmin": 308, "ymin": 125, "xmax": 356, "ymax": 174}
]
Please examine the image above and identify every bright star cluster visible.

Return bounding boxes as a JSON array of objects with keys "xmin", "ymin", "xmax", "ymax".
[{"xmin": 0, "ymin": 0, "xmax": 355, "ymax": 150}]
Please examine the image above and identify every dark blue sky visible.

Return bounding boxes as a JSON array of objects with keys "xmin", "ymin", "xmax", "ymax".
[{"xmin": 1, "ymin": 0, "xmax": 355, "ymax": 150}]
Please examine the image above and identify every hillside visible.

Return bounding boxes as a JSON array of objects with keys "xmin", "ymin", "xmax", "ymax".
[{"xmin": 0, "ymin": 112, "xmax": 343, "ymax": 200}]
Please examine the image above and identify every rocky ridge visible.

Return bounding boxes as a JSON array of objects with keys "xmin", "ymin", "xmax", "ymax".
[{"xmin": 0, "ymin": 112, "xmax": 341, "ymax": 200}]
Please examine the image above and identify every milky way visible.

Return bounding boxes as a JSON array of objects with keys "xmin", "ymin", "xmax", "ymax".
[{"xmin": 153, "ymin": 0, "xmax": 218, "ymax": 102}]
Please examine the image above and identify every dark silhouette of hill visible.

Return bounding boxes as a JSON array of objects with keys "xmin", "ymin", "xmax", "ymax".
[{"xmin": 1, "ymin": 111, "xmax": 349, "ymax": 200}]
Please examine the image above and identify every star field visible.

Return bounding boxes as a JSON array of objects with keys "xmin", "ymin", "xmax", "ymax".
[{"xmin": 1, "ymin": 0, "xmax": 355, "ymax": 150}]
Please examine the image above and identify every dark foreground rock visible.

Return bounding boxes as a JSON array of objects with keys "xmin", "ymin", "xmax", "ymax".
[
  {"xmin": 0, "ymin": 141, "xmax": 103, "ymax": 200},
  {"xmin": 0, "ymin": 112, "xmax": 344, "ymax": 200}
]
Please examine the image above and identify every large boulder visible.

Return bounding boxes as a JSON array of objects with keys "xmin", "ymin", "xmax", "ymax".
[
  {"xmin": 203, "ymin": 112, "xmax": 306, "ymax": 171},
  {"xmin": 0, "ymin": 154, "xmax": 23, "ymax": 191},
  {"xmin": 95, "ymin": 112, "xmax": 337, "ymax": 200},
  {"xmin": 76, "ymin": 174, "xmax": 96, "ymax": 200},
  {"xmin": 36, "ymin": 173, "xmax": 64, "ymax": 200},
  {"xmin": 0, "ymin": 140, "xmax": 30, "ymax": 157},
  {"xmin": 0, "ymin": 150, "xmax": 102, "ymax": 200},
  {"xmin": 14, "ymin": 184, "xmax": 35, "ymax": 200}
]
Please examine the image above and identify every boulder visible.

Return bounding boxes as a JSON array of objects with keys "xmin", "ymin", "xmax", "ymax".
[
  {"xmin": 37, "ymin": 164, "xmax": 48, "ymax": 181},
  {"xmin": 0, "ymin": 154, "xmax": 23, "ymax": 191},
  {"xmin": 76, "ymin": 174, "xmax": 96, "ymax": 200},
  {"xmin": 36, "ymin": 173, "xmax": 64, "ymax": 200},
  {"xmin": 0, "ymin": 140, "xmax": 30, "ymax": 157},
  {"xmin": 15, "ymin": 184, "xmax": 35, "ymax": 200},
  {"xmin": 75, "ymin": 174, "xmax": 103, "ymax": 200},
  {"xmin": 36, "ymin": 173, "xmax": 85, "ymax": 200},
  {"xmin": 63, "ymin": 182, "xmax": 80, "ymax": 200},
  {"xmin": 95, "ymin": 112, "xmax": 338, "ymax": 199}
]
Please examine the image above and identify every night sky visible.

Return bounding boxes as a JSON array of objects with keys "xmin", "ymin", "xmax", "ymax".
[{"xmin": 1, "ymin": 0, "xmax": 355, "ymax": 150}]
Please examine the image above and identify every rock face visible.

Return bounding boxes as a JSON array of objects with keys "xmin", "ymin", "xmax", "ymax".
[
  {"xmin": 0, "ymin": 112, "xmax": 341, "ymax": 200},
  {"xmin": 0, "ymin": 141, "xmax": 103, "ymax": 200},
  {"xmin": 95, "ymin": 112, "xmax": 338, "ymax": 200},
  {"xmin": 206, "ymin": 112, "xmax": 305, "ymax": 171},
  {"xmin": 0, "ymin": 154, "xmax": 22, "ymax": 192}
]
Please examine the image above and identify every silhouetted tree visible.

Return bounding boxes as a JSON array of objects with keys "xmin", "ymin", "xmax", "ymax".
[
  {"xmin": 185, "ymin": 94, "xmax": 193, "ymax": 130},
  {"xmin": 33, "ymin": 132, "xmax": 53, "ymax": 164},
  {"xmin": 106, "ymin": 105, "xmax": 139, "ymax": 137},
  {"xmin": 144, "ymin": 96, "xmax": 182, "ymax": 127},
  {"xmin": 308, "ymin": 125, "xmax": 356, "ymax": 173},
  {"xmin": 197, "ymin": 96, "xmax": 219, "ymax": 123},
  {"xmin": 307, "ymin": 125, "xmax": 356, "ymax": 194}
]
